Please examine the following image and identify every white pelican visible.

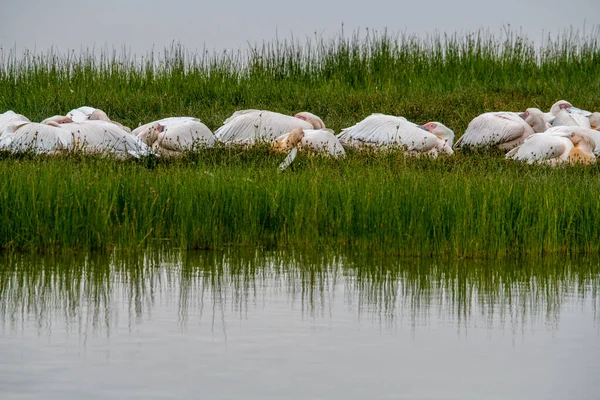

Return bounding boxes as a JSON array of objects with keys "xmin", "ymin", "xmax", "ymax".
[
  {"xmin": 273, "ymin": 128, "xmax": 345, "ymax": 157},
  {"xmin": 337, "ymin": 114, "xmax": 454, "ymax": 156},
  {"xmin": 132, "ymin": 117, "xmax": 215, "ymax": 157},
  {"xmin": 0, "ymin": 120, "xmax": 72, "ymax": 154},
  {"xmin": 454, "ymin": 108, "xmax": 547, "ymax": 150},
  {"xmin": 506, "ymin": 130, "xmax": 596, "ymax": 165},
  {"xmin": 45, "ymin": 120, "xmax": 150, "ymax": 159},
  {"xmin": 214, "ymin": 110, "xmax": 325, "ymax": 144}
]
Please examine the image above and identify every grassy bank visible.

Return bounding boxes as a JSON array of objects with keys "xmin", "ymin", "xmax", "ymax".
[
  {"xmin": 1, "ymin": 149, "xmax": 599, "ymax": 256},
  {"xmin": 0, "ymin": 29, "xmax": 599, "ymax": 256}
]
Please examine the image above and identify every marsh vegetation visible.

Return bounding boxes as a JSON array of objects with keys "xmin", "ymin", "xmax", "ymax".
[{"xmin": 0, "ymin": 28, "xmax": 599, "ymax": 255}]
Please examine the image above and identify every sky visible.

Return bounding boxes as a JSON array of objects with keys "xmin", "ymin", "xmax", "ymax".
[{"xmin": 1, "ymin": 0, "xmax": 599, "ymax": 56}]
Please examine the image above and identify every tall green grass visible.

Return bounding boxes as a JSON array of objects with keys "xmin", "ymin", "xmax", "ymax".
[
  {"xmin": 1, "ymin": 149, "xmax": 600, "ymax": 256},
  {"xmin": 0, "ymin": 28, "xmax": 599, "ymax": 256}
]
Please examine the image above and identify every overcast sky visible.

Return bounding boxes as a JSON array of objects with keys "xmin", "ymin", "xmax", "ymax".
[{"xmin": 1, "ymin": 0, "xmax": 598, "ymax": 56}]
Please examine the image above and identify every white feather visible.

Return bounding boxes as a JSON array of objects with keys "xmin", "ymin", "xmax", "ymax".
[
  {"xmin": 338, "ymin": 114, "xmax": 451, "ymax": 154},
  {"xmin": 215, "ymin": 110, "xmax": 314, "ymax": 144},
  {"xmin": 0, "ymin": 121, "xmax": 72, "ymax": 154},
  {"xmin": 59, "ymin": 120, "xmax": 150, "ymax": 158},
  {"xmin": 455, "ymin": 112, "xmax": 534, "ymax": 149},
  {"xmin": 133, "ymin": 117, "xmax": 215, "ymax": 155},
  {"xmin": 506, "ymin": 131, "xmax": 573, "ymax": 164}
]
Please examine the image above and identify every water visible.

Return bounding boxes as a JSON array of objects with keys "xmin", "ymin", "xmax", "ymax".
[{"xmin": 1, "ymin": 251, "xmax": 599, "ymax": 399}]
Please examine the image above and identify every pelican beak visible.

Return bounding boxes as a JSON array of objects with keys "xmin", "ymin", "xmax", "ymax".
[
  {"xmin": 157, "ymin": 123, "xmax": 165, "ymax": 133},
  {"xmin": 417, "ymin": 125, "xmax": 429, "ymax": 132}
]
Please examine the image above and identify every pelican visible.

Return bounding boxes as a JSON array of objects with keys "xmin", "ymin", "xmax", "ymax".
[
  {"xmin": 337, "ymin": 114, "xmax": 454, "ymax": 156},
  {"xmin": 44, "ymin": 120, "xmax": 150, "ymax": 159},
  {"xmin": 454, "ymin": 108, "xmax": 547, "ymax": 150},
  {"xmin": 0, "ymin": 120, "xmax": 72, "ymax": 154},
  {"xmin": 214, "ymin": 110, "xmax": 325, "ymax": 144},
  {"xmin": 506, "ymin": 130, "xmax": 596, "ymax": 165},
  {"xmin": 132, "ymin": 117, "xmax": 215, "ymax": 157}
]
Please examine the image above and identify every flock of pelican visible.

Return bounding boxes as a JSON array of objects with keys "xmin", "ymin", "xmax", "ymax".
[{"xmin": 1, "ymin": 100, "xmax": 599, "ymax": 167}]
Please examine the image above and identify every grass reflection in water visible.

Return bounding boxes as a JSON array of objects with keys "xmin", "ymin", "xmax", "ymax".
[{"xmin": 0, "ymin": 250, "xmax": 598, "ymax": 337}]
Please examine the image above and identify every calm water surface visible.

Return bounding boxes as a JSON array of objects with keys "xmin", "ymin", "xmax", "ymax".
[{"xmin": 0, "ymin": 251, "xmax": 599, "ymax": 399}]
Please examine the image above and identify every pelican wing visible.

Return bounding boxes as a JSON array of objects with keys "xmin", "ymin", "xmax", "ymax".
[
  {"xmin": 570, "ymin": 113, "xmax": 592, "ymax": 129},
  {"xmin": 215, "ymin": 110, "xmax": 312, "ymax": 144},
  {"xmin": 222, "ymin": 109, "xmax": 260, "ymax": 125},
  {"xmin": 338, "ymin": 114, "xmax": 408, "ymax": 145},
  {"xmin": 567, "ymin": 107, "xmax": 592, "ymax": 117},
  {"xmin": 158, "ymin": 120, "xmax": 215, "ymax": 151},
  {"xmin": 301, "ymin": 129, "xmax": 345, "ymax": 157},
  {"xmin": 131, "ymin": 117, "xmax": 201, "ymax": 137},
  {"xmin": 0, "ymin": 122, "xmax": 72, "ymax": 153},
  {"xmin": 551, "ymin": 110, "xmax": 578, "ymax": 127},
  {"xmin": 62, "ymin": 121, "xmax": 150, "ymax": 158},
  {"xmin": 455, "ymin": 112, "xmax": 532, "ymax": 148},
  {"xmin": 506, "ymin": 132, "xmax": 571, "ymax": 163}
]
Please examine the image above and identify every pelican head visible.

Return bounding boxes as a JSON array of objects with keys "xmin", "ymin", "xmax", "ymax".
[
  {"xmin": 294, "ymin": 112, "xmax": 325, "ymax": 129},
  {"xmin": 568, "ymin": 131, "xmax": 596, "ymax": 164},
  {"xmin": 286, "ymin": 128, "xmax": 305, "ymax": 148},
  {"xmin": 549, "ymin": 100, "xmax": 572, "ymax": 116},
  {"xmin": 570, "ymin": 131, "xmax": 596, "ymax": 152},
  {"xmin": 419, "ymin": 122, "xmax": 455, "ymax": 144},
  {"xmin": 523, "ymin": 108, "xmax": 549, "ymax": 132},
  {"xmin": 589, "ymin": 112, "xmax": 600, "ymax": 130},
  {"xmin": 89, "ymin": 109, "xmax": 111, "ymax": 121},
  {"xmin": 272, "ymin": 128, "xmax": 305, "ymax": 152},
  {"xmin": 136, "ymin": 122, "xmax": 163, "ymax": 146}
]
